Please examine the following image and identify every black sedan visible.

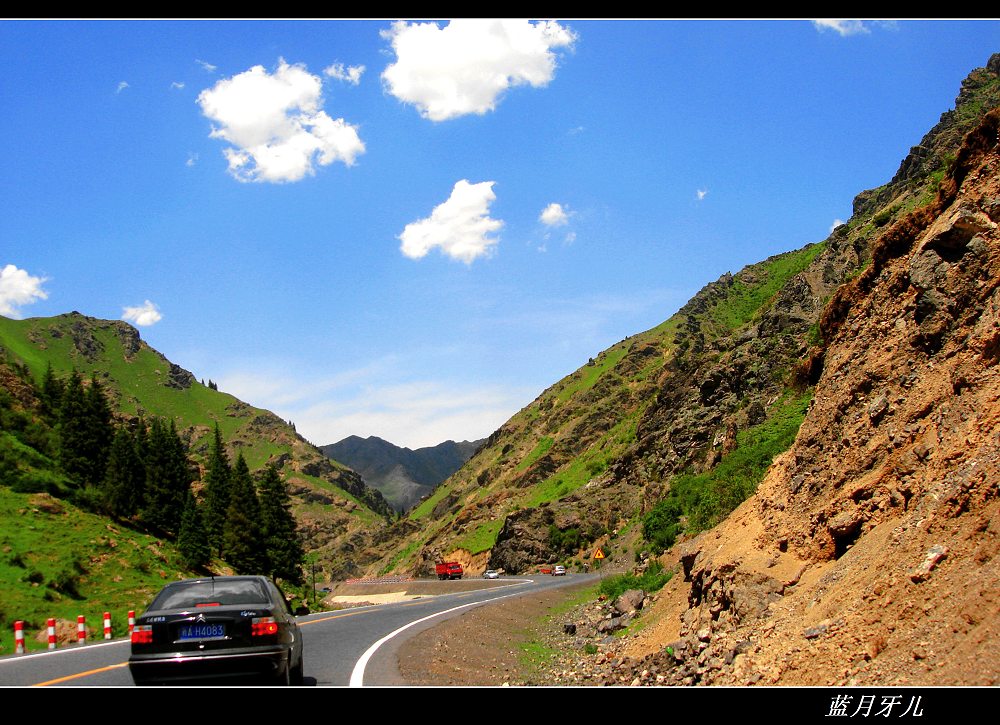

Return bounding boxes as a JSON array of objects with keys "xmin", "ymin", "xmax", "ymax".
[{"xmin": 128, "ymin": 575, "xmax": 304, "ymax": 686}]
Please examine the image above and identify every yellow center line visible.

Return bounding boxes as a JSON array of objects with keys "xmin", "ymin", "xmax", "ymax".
[
  {"xmin": 34, "ymin": 661, "xmax": 129, "ymax": 687},
  {"xmin": 299, "ymin": 608, "xmax": 378, "ymax": 626}
]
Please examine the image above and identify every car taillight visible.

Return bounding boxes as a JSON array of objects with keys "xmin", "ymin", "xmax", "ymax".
[
  {"xmin": 131, "ymin": 625, "xmax": 154, "ymax": 644},
  {"xmin": 251, "ymin": 617, "xmax": 279, "ymax": 637}
]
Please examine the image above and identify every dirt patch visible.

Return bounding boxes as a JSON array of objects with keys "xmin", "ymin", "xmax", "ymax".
[{"xmin": 396, "ymin": 579, "xmax": 595, "ymax": 686}]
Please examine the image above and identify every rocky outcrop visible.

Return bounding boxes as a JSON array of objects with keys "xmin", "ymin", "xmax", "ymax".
[{"xmin": 616, "ymin": 107, "xmax": 1000, "ymax": 687}]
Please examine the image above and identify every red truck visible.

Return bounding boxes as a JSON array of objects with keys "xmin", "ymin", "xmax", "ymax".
[{"xmin": 435, "ymin": 562, "xmax": 464, "ymax": 580}]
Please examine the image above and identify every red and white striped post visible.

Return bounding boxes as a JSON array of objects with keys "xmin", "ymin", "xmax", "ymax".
[
  {"xmin": 14, "ymin": 621, "xmax": 25, "ymax": 654},
  {"xmin": 77, "ymin": 615, "xmax": 86, "ymax": 645},
  {"xmin": 103, "ymin": 612, "xmax": 112, "ymax": 640},
  {"xmin": 128, "ymin": 610, "xmax": 136, "ymax": 635},
  {"xmin": 47, "ymin": 618, "xmax": 56, "ymax": 650}
]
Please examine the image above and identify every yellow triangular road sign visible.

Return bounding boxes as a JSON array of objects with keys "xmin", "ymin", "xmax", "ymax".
[{"xmin": 594, "ymin": 548, "xmax": 605, "ymax": 560}]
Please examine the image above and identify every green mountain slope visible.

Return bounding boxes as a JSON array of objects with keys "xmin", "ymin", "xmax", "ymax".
[
  {"xmin": 362, "ymin": 53, "xmax": 1000, "ymax": 578},
  {"xmin": 0, "ymin": 313, "xmax": 394, "ymax": 586}
]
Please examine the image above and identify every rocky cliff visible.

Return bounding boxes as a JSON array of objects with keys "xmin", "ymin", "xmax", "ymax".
[{"xmin": 613, "ymin": 104, "xmax": 1000, "ymax": 687}]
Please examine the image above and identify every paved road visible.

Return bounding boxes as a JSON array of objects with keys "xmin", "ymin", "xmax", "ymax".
[{"xmin": 0, "ymin": 574, "xmax": 597, "ymax": 686}]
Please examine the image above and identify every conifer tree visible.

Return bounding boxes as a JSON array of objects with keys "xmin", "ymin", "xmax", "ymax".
[
  {"xmin": 202, "ymin": 424, "xmax": 232, "ymax": 558},
  {"xmin": 102, "ymin": 426, "xmax": 145, "ymax": 518},
  {"xmin": 258, "ymin": 464, "xmax": 305, "ymax": 584},
  {"xmin": 177, "ymin": 489, "xmax": 211, "ymax": 569},
  {"xmin": 84, "ymin": 374, "xmax": 114, "ymax": 484},
  {"xmin": 40, "ymin": 362, "xmax": 64, "ymax": 421},
  {"xmin": 141, "ymin": 418, "xmax": 190, "ymax": 537},
  {"xmin": 57, "ymin": 369, "xmax": 90, "ymax": 485},
  {"xmin": 222, "ymin": 453, "xmax": 267, "ymax": 575}
]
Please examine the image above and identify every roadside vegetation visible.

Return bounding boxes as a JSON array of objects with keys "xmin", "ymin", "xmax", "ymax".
[
  {"xmin": 642, "ymin": 390, "xmax": 812, "ymax": 552},
  {"xmin": 597, "ymin": 560, "xmax": 673, "ymax": 601}
]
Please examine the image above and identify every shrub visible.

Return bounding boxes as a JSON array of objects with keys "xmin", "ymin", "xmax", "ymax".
[{"xmin": 597, "ymin": 561, "xmax": 673, "ymax": 601}]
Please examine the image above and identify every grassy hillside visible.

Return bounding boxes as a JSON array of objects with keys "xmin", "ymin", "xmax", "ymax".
[
  {"xmin": 0, "ymin": 487, "xmax": 198, "ymax": 654},
  {"xmin": 0, "ymin": 313, "xmax": 394, "ymax": 590},
  {"xmin": 362, "ymin": 54, "xmax": 1000, "ymax": 578}
]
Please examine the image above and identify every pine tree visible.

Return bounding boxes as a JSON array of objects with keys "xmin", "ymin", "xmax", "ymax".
[
  {"xmin": 141, "ymin": 418, "xmax": 190, "ymax": 537},
  {"xmin": 57, "ymin": 369, "xmax": 90, "ymax": 485},
  {"xmin": 222, "ymin": 453, "xmax": 267, "ymax": 575},
  {"xmin": 177, "ymin": 489, "xmax": 210, "ymax": 570},
  {"xmin": 202, "ymin": 424, "xmax": 232, "ymax": 558},
  {"xmin": 40, "ymin": 362, "xmax": 64, "ymax": 421},
  {"xmin": 258, "ymin": 464, "xmax": 305, "ymax": 584},
  {"xmin": 84, "ymin": 374, "xmax": 114, "ymax": 484},
  {"xmin": 102, "ymin": 426, "xmax": 145, "ymax": 518}
]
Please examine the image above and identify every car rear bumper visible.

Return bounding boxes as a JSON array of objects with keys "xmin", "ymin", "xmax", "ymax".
[{"xmin": 129, "ymin": 647, "xmax": 290, "ymax": 685}]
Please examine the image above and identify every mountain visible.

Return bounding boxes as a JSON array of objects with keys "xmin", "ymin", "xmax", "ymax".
[
  {"xmin": 321, "ymin": 435, "xmax": 484, "ymax": 512},
  {"xmin": 358, "ymin": 51, "xmax": 1000, "ymax": 607},
  {"xmin": 0, "ymin": 312, "xmax": 394, "ymax": 583},
  {"xmin": 618, "ymin": 88, "xmax": 1000, "ymax": 688}
]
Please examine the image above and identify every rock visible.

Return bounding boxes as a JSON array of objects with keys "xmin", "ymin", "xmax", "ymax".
[
  {"xmin": 910, "ymin": 544, "xmax": 949, "ymax": 582},
  {"xmin": 613, "ymin": 589, "xmax": 646, "ymax": 615},
  {"xmin": 867, "ymin": 395, "xmax": 890, "ymax": 423},
  {"xmin": 563, "ymin": 623, "xmax": 577, "ymax": 635},
  {"xmin": 597, "ymin": 617, "xmax": 625, "ymax": 634}
]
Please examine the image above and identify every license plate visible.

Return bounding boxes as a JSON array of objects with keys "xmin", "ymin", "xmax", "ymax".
[{"xmin": 177, "ymin": 623, "xmax": 226, "ymax": 640}]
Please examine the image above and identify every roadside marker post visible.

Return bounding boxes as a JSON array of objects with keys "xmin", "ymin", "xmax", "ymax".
[
  {"xmin": 128, "ymin": 610, "xmax": 136, "ymax": 635},
  {"xmin": 103, "ymin": 611, "xmax": 112, "ymax": 640},
  {"xmin": 77, "ymin": 615, "xmax": 86, "ymax": 645},
  {"xmin": 14, "ymin": 621, "xmax": 25, "ymax": 654},
  {"xmin": 47, "ymin": 618, "xmax": 56, "ymax": 650}
]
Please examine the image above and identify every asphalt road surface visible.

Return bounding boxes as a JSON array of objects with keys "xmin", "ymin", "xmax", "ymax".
[{"xmin": 0, "ymin": 573, "xmax": 597, "ymax": 687}]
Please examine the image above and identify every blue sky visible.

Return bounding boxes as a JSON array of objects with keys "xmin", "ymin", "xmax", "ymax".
[{"xmin": 2, "ymin": 19, "xmax": 998, "ymax": 448}]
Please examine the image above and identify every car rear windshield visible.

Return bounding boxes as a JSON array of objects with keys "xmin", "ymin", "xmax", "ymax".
[{"xmin": 150, "ymin": 579, "xmax": 271, "ymax": 610}]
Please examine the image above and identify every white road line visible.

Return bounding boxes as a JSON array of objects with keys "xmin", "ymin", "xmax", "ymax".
[{"xmin": 348, "ymin": 583, "xmax": 535, "ymax": 687}]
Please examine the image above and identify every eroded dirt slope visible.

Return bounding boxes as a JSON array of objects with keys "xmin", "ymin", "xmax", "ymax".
[{"xmin": 619, "ymin": 110, "xmax": 1000, "ymax": 686}]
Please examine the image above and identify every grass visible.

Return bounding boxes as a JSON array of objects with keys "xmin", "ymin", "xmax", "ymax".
[
  {"xmin": 516, "ymin": 436, "xmax": 554, "ymax": 472},
  {"xmin": 597, "ymin": 561, "xmax": 674, "ymax": 601},
  {"xmin": 452, "ymin": 519, "xmax": 504, "ymax": 555},
  {"xmin": 378, "ymin": 539, "xmax": 422, "ymax": 577},
  {"xmin": 554, "ymin": 344, "xmax": 629, "ymax": 403},
  {"xmin": 0, "ymin": 487, "xmax": 199, "ymax": 654},
  {"xmin": 0, "ymin": 316, "xmax": 268, "ymax": 443},
  {"xmin": 644, "ymin": 388, "xmax": 813, "ymax": 549},
  {"xmin": 290, "ymin": 472, "xmax": 381, "ymax": 524},
  {"xmin": 408, "ymin": 480, "xmax": 454, "ymax": 520},
  {"xmin": 709, "ymin": 243, "xmax": 826, "ymax": 331},
  {"xmin": 524, "ymin": 409, "xmax": 642, "ymax": 508}
]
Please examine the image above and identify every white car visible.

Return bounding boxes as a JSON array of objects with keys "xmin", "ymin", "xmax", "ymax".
[
  {"xmin": 552, "ymin": 565, "xmax": 567, "ymax": 576},
  {"xmin": 482, "ymin": 570, "xmax": 500, "ymax": 579}
]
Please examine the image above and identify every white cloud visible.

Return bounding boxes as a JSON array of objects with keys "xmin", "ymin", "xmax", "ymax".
[
  {"xmin": 116, "ymin": 81, "xmax": 129, "ymax": 94},
  {"xmin": 0, "ymin": 264, "xmax": 48, "ymax": 318},
  {"xmin": 324, "ymin": 62, "xmax": 365, "ymax": 85},
  {"xmin": 399, "ymin": 180, "xmax": 503, "ymax": 264},
  {"xmin": 218, "ymin": 359, "xmax": 534, "ymax": 449},
  {"xmin": 186, "ymin": 152, "xmax": 199, "ymax": 167},
  {"xmin": 197, "ymin": 58, "xmax": 365, "ymax": 183},
  {"xmin": 563, "ymin": 231, "xmax": 576, "ymax": 246},
  {"xmin": 196, "ymin": 59, "xmax": 217, "ymax": 73},
  {"xmin": 171, "ymin": 81, "xmax": 185, "ymax": 90},
  {"xmin": 122, "ymin": 300, "xmax": 163, "ymax": 327},
  {"xmin": 830, "ymin": 218, "xmax": 846, "ymax": 232},
  {"xmin": 380, "ymin": 19, "xmax": 577, "ymax": 121},
  {"xmin": 696, "ymin": 188, "xmax": 708, "ymax": 201},
  {"xmin": 812, "ymin": 19, "xmax": 871, "ymax": 36},
  {"xmin": 539, "ymin": 202, "xmax": 570, "ymax": 227}
]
